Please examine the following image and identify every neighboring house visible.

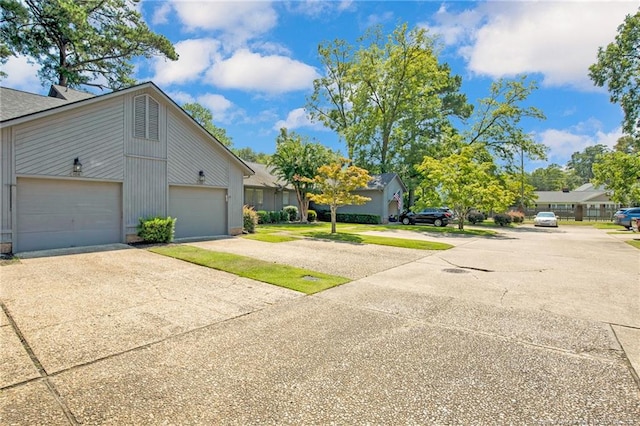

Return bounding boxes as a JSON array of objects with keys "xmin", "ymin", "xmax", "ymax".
[
  {"xmin": 311, "ymin": 173, "xmax": 407, "ymax": 224},
  {"xmin": 0, "ymin": 83, "xmax": 253, "ymax": 254},
  {"xmin": 533, "ymin": 183, "xmax": 620, "ymax": 220},
  {"xmin": 243, "ymin": 162, "xmax": 294, "ymax": 212}
]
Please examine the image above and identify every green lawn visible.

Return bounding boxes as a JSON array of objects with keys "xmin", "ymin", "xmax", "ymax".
[
  {"xmin": 625, "ymin": 239, "xmax": 640, "ymax": 250},
  {"xmin": 303, "ymin": 231, "xmax": 453, "ymax": 250},
  {"xmin": 149, "ymin": 245, "xmax": 350, "ymax": 294},
  {"xmin": 242, "ymin": 232, "xmax": 298, "ymax": 243}
]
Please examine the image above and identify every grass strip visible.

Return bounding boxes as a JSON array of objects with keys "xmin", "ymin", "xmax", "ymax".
[
  {"xmin": 242, "ymin": 233, "xmax": 298, "ymax": 243},
  {"xmin": 625, "ymin": 239, "xmax": 640, "ymax": 250},
  {"xmin": 303, "ymin": 231, "xmax": 453, "ymax": 250},
  {"xmin": 149, "ymin": 245, "xmax": 349, "ymax": 294}
]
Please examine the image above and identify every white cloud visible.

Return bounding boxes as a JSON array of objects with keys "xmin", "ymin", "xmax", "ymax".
[
  {"xmin": 206, "ymin": 49, "xmax": 319, "ymax": 94},
  {"xmin": 168, "ymin": 90, "xmax": 239, "ymax": 124},
  {"xmin": 1, "ymin": 56, "xmax": 41, "ymax": 91},
  {"xmin": 151, "ymin": 3, "xmax": 172, "ymax": 25},
  {"xmin": 537, "ymin": 120, "xmax": 622, "ymax": 163},
  {"xmin": 151, "ymin": 38, "xmax": 220, "ymax": 85},
  {"xmin": 167, "ymin": 0, "xmax": 277, "ymax": 48},
  {"xmin": 430, "ymin": 2, "xmax": 637, "ymax": 89},
  {"xmin": 286, "ymin": 0, "xmax": 355, "ymax": 18},
  {"xmin": 273, "ymin": 107, "xmax": 329, "ymax": 131}
]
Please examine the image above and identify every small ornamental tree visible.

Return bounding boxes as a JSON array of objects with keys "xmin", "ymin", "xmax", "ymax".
[{"xmin": 306, "ymin": 159, "xmax": 372, "ymax": 234}]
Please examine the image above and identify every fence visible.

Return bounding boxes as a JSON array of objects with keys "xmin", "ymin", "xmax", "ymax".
[{"xmin": 523, "ymin": 206, "xmax": 618, "ymax": 222}]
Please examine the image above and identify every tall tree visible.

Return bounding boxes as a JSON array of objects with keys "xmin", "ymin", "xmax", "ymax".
[
  {"xmin": 465, "ymin": 76, "xmax": 547, "ymax": 170},
  {"xmin": 306, "ymin": 158, "xmax": 371, "ymax": 234},
  {"xmin": 182, "ymin": 102, "xmax": 233, "ymax": 147},
  {"xmin": 307, "ymin": 23, "xmax": 471, "ymax": 178},
  {"xmin": 0, "ymin": 0, "xmax": 178, "ymax": 89},
  {"xmin": 566, "ymin": 144, "xmax": 610, "ymax": 183},
  {"xmin": 528, "ymin": 164, "xmax": 582, "ymax": 191},
  {"xmin": 268, "ymin": 128, "xmax": 337, "ymax": 223},
  {"xmin": 416, "ymin": 143, "xmax": 517, "ymax": 230},
  {"xmin": 589, "ymin": 8, "xmax": 640, "ymax": 139},
  {"xmin": 592, "ymin": 151, "xmax": 640, "ymax": 205},
  {"xmin": 232, "ymin": 147, "xmax": 271, "ymax": 164}
]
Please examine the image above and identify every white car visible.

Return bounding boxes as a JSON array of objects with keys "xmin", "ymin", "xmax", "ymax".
[{"xmin": 534, "ymin": 211, "xmax": 558, "ymax": 227}]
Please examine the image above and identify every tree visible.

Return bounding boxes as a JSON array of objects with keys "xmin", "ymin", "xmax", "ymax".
[
  {"xmin": 589, "ymin": 8, "xmax": 640, "ymax": 139},
  {"xmin": 464, "ymin": 76, "xmax": 547, "ymax": 170},
  {"xmin": 268, "ymin": 128, "xmax": 337, "ymax": 223},
  {"xmin": 528, "ymin": 164, "xmax": 582, "ymax": 191},
  {"xmin": 0, "ymin": 0, "xmax": 177, "ymax": 89},
  {"xmin": 566, "ymin": 144, "xmax": 610, "ymax": 182},
  {"xmin": 307, "ymin": 23, "xmax": 471, "ymax": 178},
  {"xmin": 416, "ymin": 143, "xmax": 517, "ymax": 230},
  {"xmin": 592, "ymin": 151, "xmax": 640, "ymax": 205},
  {"xmin": 306, "ymin": 159, "xmax": 371, "ymax": 234},
  {"xmin": 182, "ymin": 103, "xmax": 233, "ymax": 147},
  {"xmin": 232, "ymin": 147, "xmax": 271, "ymax": 164}
]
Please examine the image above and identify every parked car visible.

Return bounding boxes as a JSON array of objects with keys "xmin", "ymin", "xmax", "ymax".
[
  {"xmin": 534, "ymin": 211, "xmax": 558, "ymax": 227},
  {"xmin": 400, "ymin": 208, "xmax": 452, "ymax": 227},
  {"xmin": 613, "ymin": 207, "xmax": 640, "ymax": 229}
]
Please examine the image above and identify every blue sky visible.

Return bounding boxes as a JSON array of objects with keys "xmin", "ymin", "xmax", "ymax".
[{"xmin": 2, "ymin": 1, "xmax": 637, "ymax": 170}]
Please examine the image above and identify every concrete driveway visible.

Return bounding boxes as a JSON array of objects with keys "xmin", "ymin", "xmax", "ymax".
[{"xmin": 1, "ymin": 226, "xmax": 639, "ymax": 424}]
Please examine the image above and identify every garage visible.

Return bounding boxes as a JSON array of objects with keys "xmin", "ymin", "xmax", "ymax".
[
  {"xmin": 169, "ymin": 186, "xmax": 227, "ymax": 239},
  {"xmin": 17, "ymin": 178, "xmax": 122, "ymax": 252}
]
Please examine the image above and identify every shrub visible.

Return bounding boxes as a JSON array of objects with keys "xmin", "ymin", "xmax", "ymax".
[
  {"xmin": 137, "ymin": 216, "xmax": 176, "ymax": 243},
  {"xmin": 316, "ymin": 210, "xmax": 381, "ymax": 224},
  {"xmin": 307, "ymin": 209, "xmax": 317, "ymax": 222},
  {"xmin": 284, "ymin": 205, "xmax": 298, "ymax": 221},
  {"xmin": 493, "ymin": 213, "xmax": 512, "ymax": 227},
  {"xmin": 256, "ymin": 210, "xmax": 268, "ymax": 224},
  {"xmin": 243, "ymin": 205, "xmax": 258, "ymax": 233},
  {"xmin": 507, "ymin": 211, "xmax": 525, "ymax": 224},
  {"xmin": 279, "ymin": 210, "xmax": 289, "ymax": 222},
  {"xmin": 467, "ymin": 211, "xmax": 486, "ymax": 224}
]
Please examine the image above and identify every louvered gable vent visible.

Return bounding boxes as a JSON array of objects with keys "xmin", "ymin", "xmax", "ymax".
[{"xmin": 133, "ymin": 94, "xmax": 160, "ymax": 140}]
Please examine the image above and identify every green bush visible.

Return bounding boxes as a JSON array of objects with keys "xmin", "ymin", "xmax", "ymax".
[
  {"xmin": 316, "ymin": 210, "xmax": 381, "ymax": 224},
  {"xmin": 467, "ymin": 211, "xmax": 486, "ymax": 224},
  {"xmin": 284, "ymin": 205, "xmax": 298, "ymax": 221},
  {"xmin": 507, "ymin": 211, "xmax": 525, "ymax": 224},
  {"xmin": 256, "ymin": 210, "xmax": 268, "ymax": 224},
  {"xmin": 279, "ymin": 210, "xmax": 289, "ymax": 222},
  {"xmin": 493, "ymin": 213, "xmax": 512, "ymax": 227},
  {"xmin": 307, "ymin": 209, "xmax": 317, "ymax": 222},
  {"xmin": 137, "ymin": 216, "xmax": 176, "ymax": 243},
  {"xmin": 243, "ymin": 205, "xmax": 258, "ymax": 233}
]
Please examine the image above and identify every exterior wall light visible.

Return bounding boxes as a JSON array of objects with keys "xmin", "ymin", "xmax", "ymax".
[
  {"xmin": 198, "ymin": 170, "xmax": 205, "ymax": 183},
  {"xmin": 73, "ymin": 157, "xmax": 82, "ymax": 174}
]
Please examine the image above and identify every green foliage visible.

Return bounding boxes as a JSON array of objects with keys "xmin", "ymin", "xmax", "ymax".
[
  {"xmin": 307, "ymin": 209, "xmax": 317, "ymax": 222},
  {"xmin": 232, "ymin": 147, "xmax": 271, "ymax": 164},
  {"xmin": 284, "ymin": 205, "xmax": 298, "ymax": 221},
  {"xmin": 0, "ymin": 0, "xmax": 177, "ymax": 89},
  {"xmin": 566, "ymin": 144, "xmax": 610, "ymax": 182},
  {"xmin": 268, "ymin": 128, "xmax": 337, "ymax": 223},
  {"xmin": 256, "ymin": 210, "xmax": 268, "ymax": 224},
  {"xmin": 528, "ymin": 164, "xmax": 583, "ymax": 191},
  {"xmin": 182, "ymin": 102, "xmax": 233, "ymax": 147},
  {"xmin": 417, "ymin": 144, "xmax": 517, "ymax": 230},
  {"xmin": 243, "ymin": 205, "xmax": 258, "ymax": 234},
  {"xmin": 307, "ymin": 23, "xmax": 471, "ymax": 181},
  {"xmin": 592, "ymin": 150, "xmax": 640, "ymax": 205},
  {"xmin": 467, "ymin": 211, "xmax": 486, "ymax": 224},
  {"xmin": 317, "ymin": 210, "xmax": 381, "ymax": 225},
  {"xmin": 507, "ymin": 211, "xmax": 525, "ymax": 224},
  {"xmin": 137, "ymin": 216, "xmax": 176, "ymax": 243},
  {"xmin": 255, "ymin": 209, "xmax": 289, "ymax": 225},
  {"xmin": 493, "ymin": 214, "xmax": 512, "ymax": 227},
  {"xmin": 589, "ymin": 9, "xmax": 640, "ymax": 139}
]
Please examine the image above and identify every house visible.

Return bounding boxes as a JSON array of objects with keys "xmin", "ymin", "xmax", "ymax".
[
  {"xmin": 311, "ymin": 173, "xmax": 407, "ymax": 224},
  {"xmin": 0, "ymin": 83, "xmax": 253, "ymax": 254},
  {"xmin": 533, "ymin": 183, "xmax": 620, "ymax": 220},
  {"xmin": 243, "ymin": 162, "xmax": 293, "ymax": 212}
]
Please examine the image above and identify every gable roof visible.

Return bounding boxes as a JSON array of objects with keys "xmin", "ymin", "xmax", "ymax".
[
  {"xmin": 0, "ymin": 82, "xmax": 253, "ymax": 176},
  {"xmin": 243, "ymin": 162, "xmax": 291, "ymax": 189},
  {"xmin": 48, "ymin": 84, "xmax": 96, "ymax": 102},
  {"xmin": 535, "ymin": 190, "xmax": 609, "ymax": 203},
  {"xmin": 364, "ymin": 173, "xmax": 407, "ymax": 192}
]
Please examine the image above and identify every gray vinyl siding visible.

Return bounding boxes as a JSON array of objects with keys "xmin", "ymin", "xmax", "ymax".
[
  {"xmin": 167, "ymin": 110, "xmax": 229, "ymax": 187},
  {"xmin": 228, "ymin": 165, "xmax": 244, "ymax": 232},
  {"xmin": 124, "ymin": 156, "xmax": 167, "ymax": 236},
  {"xmin": 14, "ymin": 97, "xmax": 125, "ymax": 180},
  {"xmin": 337, "ymin": 190, "xmax": 384, "ymax": 217},
  {"xmin": 0, "ymin": 128, "xmax": 13, "ymax": 246}
]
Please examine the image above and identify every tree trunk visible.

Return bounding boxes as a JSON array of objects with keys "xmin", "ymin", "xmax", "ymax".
[
  {"xmin": 330, "ymin": 205, "xmax": 337, "ymax": 234},
  {"xmin": 296, "ymin": 190, "xmax": 308, "ymax": 223}
]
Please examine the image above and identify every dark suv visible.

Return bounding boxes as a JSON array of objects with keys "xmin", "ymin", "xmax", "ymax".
[
  {"xmin": 400, "ymin": 208, "xmax": 452, "ymax": 227},
  {"xmin": 613, "ymin": 207, "xmax": 640, "ymax": 229}
]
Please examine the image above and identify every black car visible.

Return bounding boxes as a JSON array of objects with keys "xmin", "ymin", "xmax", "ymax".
[{"xmin": 400, "ymin": 208, "xmax": 452, "ymax": 227}]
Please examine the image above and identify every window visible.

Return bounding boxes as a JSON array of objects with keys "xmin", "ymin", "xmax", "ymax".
[
  {"xmin": 134, "ymin": 95, "xmax": 159, "ymax": 140},
  {"xmin": 282, "ymin": 191, "xmax": 289, "ymax": 205},
  {"xmin": 245, "ymin": 188, "xmax": 264, "ymax": 208}
]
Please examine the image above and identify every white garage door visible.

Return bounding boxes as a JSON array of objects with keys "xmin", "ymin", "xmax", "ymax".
[
  {"xmin": 169, "ymin": 186, "xmax": 227, "ymax": 239},
  {"xmin": 17, "ymin": 178, "xmax": 121, "ymax": 252}
]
